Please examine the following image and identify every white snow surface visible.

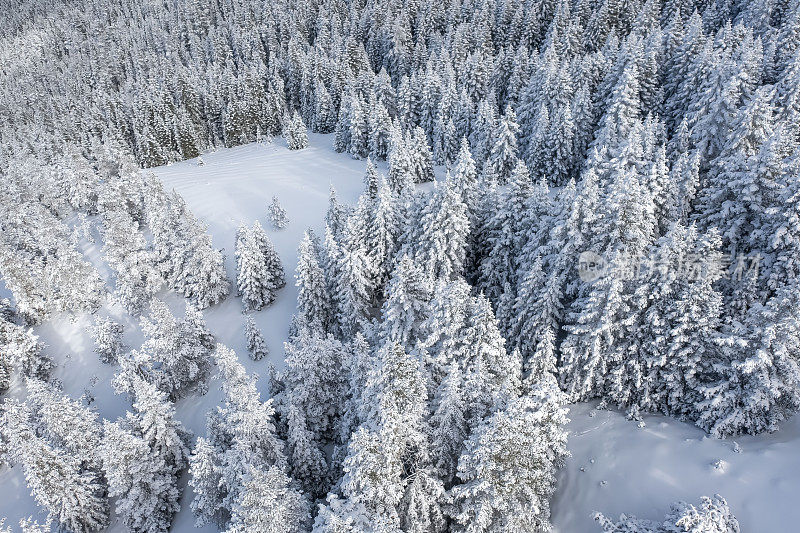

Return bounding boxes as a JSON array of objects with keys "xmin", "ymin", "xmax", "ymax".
[{"xmin": 1, "ymin": 134, "xmax": 797, "ymax": 532}]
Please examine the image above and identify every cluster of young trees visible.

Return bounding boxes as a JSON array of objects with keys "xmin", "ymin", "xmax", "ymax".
[
  {"xmin": 1, "ymin": 380, "xmax": 110, "ymax": 533},
  {"xmin": 0, "ymin": 157, "xmax": 105, "ymax": 324},
  {"xmin": 142, "ymin": 175, "xmax": 230, "ymax": 310},
  {"xmin": 596, "ymin": 494, "xmax": 740, "ymax": 533},
  {"xmin": 188, "ymin": 345, "xmax": 309, "ymax": 531},
  {"xmin": 0, "ymin": 363, "xmax": 192, "ymax": 533}
]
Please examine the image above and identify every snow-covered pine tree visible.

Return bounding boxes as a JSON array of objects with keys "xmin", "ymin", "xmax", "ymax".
[
  {"xmin": 477, "ymin": 161, "xmax": 539, "ymax": 304},
  {"xmin": 285, "ymin": 402, "xmax": 328, "ymax": 498},
  {"xmin": 363, "ymin": 176, "xmax": 402, "ymax": 304},
  {"xmin": 254, "ymin": 220, "xmax": 286, "ymax": 290},
  {"xmin": 189, "ymin": 345, "xmax": 289, "ymax": 529},
  {"xmin": 2, "ymin": 390, "xmax": 109, "ymax": 533},
  {"xmin": 348, "ymin": 97, "xmax": 370, "ymax": 159},
  {"xmin": 429, "ymin": 362, "xmax": 468, "ymax": 486},
  {"xmin": 409, "ymin": 126, "xmax": 435, "ymax": 183},
  {"xmin": 282, "ymin": 325, "xmax": 348, "ymax": 451},
  {"xmin": 269, "ymin": 196, "xmax": 289, "ymax": 229},
  {"xmin": 90, "ymin": 316, "xmax": 124, "ymax": 364},
  {"xmin": 369, "ymin": 95, "xmax": 393, "ymax": 160},
  {"xmin": 388, "ymin": 126, "xmax": 415, "ymax": 194},
  {"xmin": 244, "ymin": 315, "xmax": 268, "ymax": 361},
  {"xmin": 469, "ymin": 99, "xmax": 497, "ymax": 168},
  {"xmin": 237, "ymin": 224, "xmax": 272, "ymax": 311},
  {"xmin": 225, "ymin": 465, "xmax": 310, "ymax": 533},
  {"xmin": 21, "ymin": 437, "xmax": 110, "ymax": 533},
  {"xmin": 635, "ymin": 225, "xmax": 726, "ymax": 419},
  {"xmin": 100, "ymin": 205, "xmax": 162, "ymax": 315},
  {"xmin": 697, "ymin": 284, "xmax": 800, "ymax": 438},
  {"xmin": 459, "ymin": 294, "xmax": 522, "ymax": 427},
  {"xmin": 381, "ymin": 255, "xmax": 434, "ymax": 349},
  {"xmin": 0, "ymin": 320, "xmax": 53, "ymax": 382},
  {"xmin": 294, "ymin": 230, "xmax": 332, "ymax": 331},
  {"xmin": 325, "ymin": 186, "xmax": 350, "ymax": 239},
  {"xmin": 101, "ymin": 420, "xmax": 182, "ymax": 533},
  {"xmin": 485, "ymin": 105, "xmax": 521, "ymax": 184},
  {"xmin": 331, "ymin": 235, "xmax": 372, "ymax": 337},
  {"xmin": 408, "ymin": 175, "xmax": 469, "ymax": 280},
  {"xmin": 285, "ymin": 111, "xmax": 309, "ymax": 150},
  {"xmin": 559, "ymin": 253, "xmax": 631, "ymax": 403},
  {"xmin": 134, "ymin": 300, "xmax": 214, "ymax": 400},
  {"xmin": 449, "ymin": 385, "xmax": 568, "ymax": 533}
]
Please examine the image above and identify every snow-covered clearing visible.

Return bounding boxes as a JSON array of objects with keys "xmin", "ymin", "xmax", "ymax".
[
  {"xmin": 1, "ymin": 135, "xmax": 796, "ymax": 531},
  {"xmin": 553, "ymin": 402, "xmax": 800, "ymax": 532}
]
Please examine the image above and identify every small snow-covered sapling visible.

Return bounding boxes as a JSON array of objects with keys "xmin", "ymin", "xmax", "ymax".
[{"xmin": 269, "ymin": 196, "xmax": 289, "ymax": 229}]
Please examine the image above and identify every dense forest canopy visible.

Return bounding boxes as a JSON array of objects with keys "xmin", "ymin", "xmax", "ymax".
[{"xmin": 1, "ymin": 0, "xmax": 799, "ymax": 531}]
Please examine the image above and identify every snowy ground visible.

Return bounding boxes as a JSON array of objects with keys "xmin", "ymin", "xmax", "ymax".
[{"xmin": 1, "ymin": 134, "xmax": 797, "ymax": 531}]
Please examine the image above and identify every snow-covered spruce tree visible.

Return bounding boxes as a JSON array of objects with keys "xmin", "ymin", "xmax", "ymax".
[
  {"xmin": 380, "ymin": 254, "xmax": 434, "ymax": 349},
  {"xmin": 405, "ymin": 175, "xmax": 469, "ymax": 280},
  {"xmin": 236, "ymin": 223, "xmax": 276, "ymax": 311},
  {"xmin": 244, "ymin": 315, "xmax": 268, "ymax": 361},
  {"xmin": 186, "ymin": 233, "xmax": 231, "ymax": 309},
  {"xmin": 595, "ymin": 494, "xmax": 740, "ymax": 533},
  {"xmin": 348, "ymin": 97, "xmax": 370, "ymax": 159},
  {"xmin": 101, "ymin": 421, "xmax": 181, "ymax": 533},
  {"xmin": 133, "ymin": 299, "xmax": 214, "ymax": 400},
  {"xmin": 99, "ymin": 195, "xmax": 162, "ymax": 315},
  {"xmin": 485, "ymin": 105, "xmax": 521, "ymax": 184},
  {"xmin": 294, "ymin": 230, "xmax": 332, "ymax": 331},
  {"xmin": 631, "ymin": 225, "xmax": 726, "ymax": 419},
  {"xmin": 21, "ymin": 437, "xmax": 109, "ymax": 533},
  {"xmin": 325, "ymin": 186, "xmax": 351, "ymax": 239},
  {"xmin": 239, "ymin": 221, "xmax": 285, "ymax": 311},
  {"xmin": 429, "ymin": 362, "xmax": 468, "ymax": 486},
  {"xmin": 318, "ymin": 340, "xmax": 439, "ymax": 530},
  {"xmin": 24, "ymin": 378, "xmax": 104, "ymax": 465},
  {"xmin": 0, "ymin": 319, "xmax": 53, "ymax": 382},
  {"xmin": 285, "ymin": 111, "xmax": 309, "ymax": 150},
  {"xmin": 387, "ymin": 126, "xmax": 416, "ymax": 194},
  {"xmin": 477, "ymin": 161, "xmax": 540, "ymax": 305},
  {"xmin": 90, "ymin": 316, "xmax": 124, "ymax": 364},
  {"xmin": 331, "ymin": 230, "xmax": 372, "ymax": 338},
  {"xmin": 269, "ymin": 196, "xmax": 290, "ymax": 229},
  {"xmin": 346, "ymin": 170, "xmax": 401, "ymax": 306},
  {"xmin": 449, "ymin": 382, "xmax": 569, "ymax": 533},
  {"xmin": 281, "ymin": 325, "xmax": 348, "ymax": 495},
  {"xmin": 188, "ymin": 345, "xmax": 290, "ymax": 529},
  {"xmin": 696, "ymin": 285, "xmax": 800, "ymax": 438},
  {"xmin": 417, "ymin": 278, "xmax": 473, "ymax": 383},
  {"xmin": 459, "ymin": 294, "xmax": 522, "ymax": 428},
  {"xmin": 225, "ymin": 465, "xmax": 310, "ymax": 533},
  {"xmin": 409, "ymin": 126, "xmax": 435, "ymax": 183},
  {"xmin": 102, "ymin": 370, "xmax": 191, "ymax": 533},
  {"xmin": 285, "ymin": 402, "xmax": 328, "ymax": 499},
  {"xmin": 469, "ymin": 100, "xmax": 497, "ymax": 169},
  {"xmin": 369, "ymin": 96, "xmax": 393, "ymax": 160},
  {"xmin": 559, "ymin": 254, "xmax": 631, "ymax": 403}
]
